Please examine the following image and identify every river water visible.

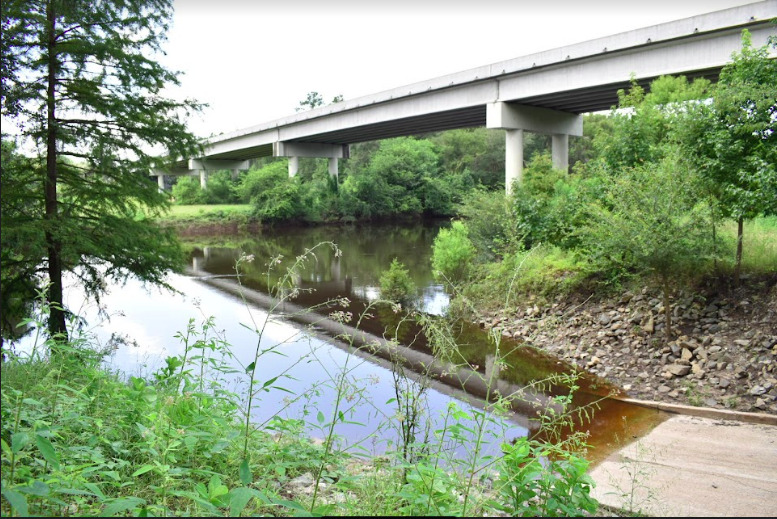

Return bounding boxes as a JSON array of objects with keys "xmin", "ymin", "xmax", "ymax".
[{"xmin": 9, "ymin": 220, "xmax": 667, "ymax": 464}]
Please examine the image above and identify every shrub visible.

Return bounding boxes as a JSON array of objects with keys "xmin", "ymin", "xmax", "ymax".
[
  {"xmin": 379, "ymin": 258, "xmax": 417, "ymax": 305},
  {"xmin": 171, "ymin": 175, "xmax": 205, "ymax": 204},
  {"xmin": 202, "ymin": 170, "xmax": 240, "ymax": 204},
  {"xmin": 465, "ymin": 245, "xmax": 590, "ymax": 311},
  {"xmin": 431, "ymin": 221, "xmax": 475, "ymax": 284},
  {"xmin": 238, "ymin": 161, "xmax": 303, "ymax": 223}
]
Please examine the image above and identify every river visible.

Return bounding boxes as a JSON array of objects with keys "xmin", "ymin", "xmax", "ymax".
[{"xmin": 9, "ymin": 220, "xmax": 667, "ymax": 464}]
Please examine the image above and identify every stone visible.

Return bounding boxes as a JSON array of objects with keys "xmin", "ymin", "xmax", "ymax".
[
  {"xmin": 288, "ymin": 472, "xmax": 316, "ymax": 491},
  {"xmin": 718, "ymin": 378, "xmax": 731, "ymax": 389},
  {"xmin": 681, "ymin": 348, "xmax": 694, "ymax": 361},
  {"xmin": 666, "ymin": 364, "xmax": 691, "ymax": 377},
  {"xmin": 644, "ymin": 316, "xmax": 655, "ymax": 334},
  {"xmin": 657, "ymin": 385, "xmax": 672, "ymax": 393},
  {"xmin": 749, "ymin": 385, "xmax": 767, "ymax": 396}
]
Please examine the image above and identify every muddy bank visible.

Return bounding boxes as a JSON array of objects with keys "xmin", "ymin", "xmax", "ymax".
[{"xmin": 163, "ymin": 220, "xmax": 263, "ymax": 236}]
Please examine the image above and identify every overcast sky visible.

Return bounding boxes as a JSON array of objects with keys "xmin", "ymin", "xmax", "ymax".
[{"xmin": 162, "ymin": 0, "xmax": 760, "ymax": 138}]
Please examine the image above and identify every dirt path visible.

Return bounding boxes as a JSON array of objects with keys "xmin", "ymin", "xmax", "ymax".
[{"xmin": 589, "ymin": 411, "xmax": 777, "ymax": 516}]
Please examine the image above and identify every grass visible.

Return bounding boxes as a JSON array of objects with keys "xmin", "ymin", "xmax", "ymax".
[
  {"xmin": 717, "ymin": 216, "xmax": 777, "ymax": 275},
  {"xmin": 156, "ymin": 204, "xmax": 255, "ymax": 223},
  {"xmin": 1, "ymin": 251, "xmax": 602, "ymax": 517}
]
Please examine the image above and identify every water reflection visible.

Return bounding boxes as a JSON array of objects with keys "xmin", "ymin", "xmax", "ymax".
[
  {"xmin": 181, "ymin": 222, "xmax": 670, "ymax": 465},
  {"xmin": 9, "ymin": 270, "xmax": 528, "ymax": 460}
]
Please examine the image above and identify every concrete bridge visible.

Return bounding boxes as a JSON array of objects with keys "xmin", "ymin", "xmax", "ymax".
[{"xmin": 157, "ymin": 1, "xmax": 776, "ymax": 194}]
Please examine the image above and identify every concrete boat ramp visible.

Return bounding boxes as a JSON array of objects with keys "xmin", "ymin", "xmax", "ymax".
[{"xmin": 589, "ymin": 400, "xmax": 777, "ymax": 517}]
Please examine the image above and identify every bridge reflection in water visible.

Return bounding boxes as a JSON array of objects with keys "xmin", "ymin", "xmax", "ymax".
[{"xmin": 184, "ymin": 226, "xmax": 670, "ymax": 466}]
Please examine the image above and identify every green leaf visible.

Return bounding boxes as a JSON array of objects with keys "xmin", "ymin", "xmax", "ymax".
[
  {"xmin": 11, "ymin": 432, "xmax": 29, "ymax": 454},
  {"xmin": 245, "ymin": 361, "xmax": 256, "ymax": 374},
  {"xmin": 239, "ymin": 459, "xmax": 252, "ymax": 485},
  {"xmin": 1, "ymin": 488, "xmax": 28, "ymax": 516},
  {"xmin": 35, "ymin": 434, "xmax": 60, "ymax": 470},
  {"xmin": 131, "ymin": 465, "xmax": 155, "ymax": 477},
  {"xmin": 316, "ymin": 411, "xmax": 325, "ymax": 424},
  {"xmin": 18, "ymin": 481, "xmax": 50, "ymax": 497},
  {"xmin": 269, "ymin": 497, "xmax": 315, "ymax": 516},
  {"xmin": 103, "ymin": 497, "xmax": 145, "ymax": 516},
  {"xmin": 262, "ymin": 376, "xmax": 279, "ymax": 388},
  {"xmin": 228, "ymin": 487, "xmax": 254, "ymax": 517}
]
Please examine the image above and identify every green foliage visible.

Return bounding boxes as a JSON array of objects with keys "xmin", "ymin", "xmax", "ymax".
[
  {"xmin": 580, "ymin": 156, "xmax": 714, "ymax": 283},
  {"xmin": 431, "ymin": 221, "xmax": 476, "ymax": 283},
  {"xmin": 296, "ymin": 91, "xmax": 324, "ymax": 111},
  {"xmin": 472, "ymin": 245, "xmax": 590, "ymax": 309},
  {"xmin": 493, "ymin": 437, "xmax": 597, "ymax": 517},
  {"xmin": 171, "ymin": 176, "xmax": 206, "ymax": 205},
  {"xmin": 459, "ymin": 154, "xmax": 603, "ymax": 259},
  {"xmin": 678, "ymin": 31, "xmax": 777, "ymax": 281},
  {"xmin": 341, "ymin": 137, "xmax": 443, "ymax": 219},
  {"xmin": 379, "ymin": 259, "xmax": 417, "ymax": 305},
  {"xmin": 1, "ymin": 0, "xmax": 202, "ymax": 340},
  {"xmin": 0, "ymin": 141, "xmax": 44, "ymax": 340},
  {"xmin": 593, "ymin": 74, "xmax": 711, "ymax": 173},
  {"xmin": 202, "ymin": 171, "xmax": 241, "ymax": 204},
  {"xmin": 238, "ymin": 161, "xmax": 304, "ymax": 223},
  {"xmin": 680, "ymin": 31, "xmax": 777, "ymax": 221},
  {"xmin": 430, "ymin": 127, "xmax": 505, "ymax": 189},
  {"xmin": 457, "ymin": 188, "xmax": 517, "ymax": 261}
]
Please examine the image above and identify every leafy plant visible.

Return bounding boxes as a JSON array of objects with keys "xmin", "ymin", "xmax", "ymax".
[
  {"xmin": 431, "ymin": 221, "xmax": 476, "ymax": 284},
  {"xmin": 380, "ymin": 259, "xmax": 417, "ymax": 306}
]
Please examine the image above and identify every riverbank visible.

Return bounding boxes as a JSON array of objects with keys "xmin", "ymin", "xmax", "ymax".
[{"xmin": 476, "ymin": 275, "xmax": 777, "ymax": 415}]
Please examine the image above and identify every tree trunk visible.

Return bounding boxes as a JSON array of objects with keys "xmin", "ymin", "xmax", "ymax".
[
  {"xmin": 45, "ymin": 1, "xmax": 67, "ymax": 341},
  {"xmin": 663, "ymin": 276, "xmax": 672, "ymax": 345},
  {"xmin": 712, "ymin": 221, "xmax": 718, "ymax": 276},
  {"xmin": 734, "ymin": 216, "xmax": 744, "ymax": 287}
]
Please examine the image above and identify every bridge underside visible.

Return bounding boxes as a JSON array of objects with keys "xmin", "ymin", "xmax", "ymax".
[{"xmin": 154, "ymin": 2, "xmax": 775, "ymax": 192}]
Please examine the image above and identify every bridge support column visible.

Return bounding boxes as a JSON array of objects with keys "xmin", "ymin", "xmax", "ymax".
[
  {"xmin": 288, "ymin": 157, "xmax": 300, "ymax": 177},
  {"xmin": 157, "ymin": 174, "xmax": 165, "ymax": 191},
  {"xmin": 186, "ymin": 159, "xmax": 251, "ymax": 188},
  {"xmin": 505, "ymin": 129, "xmax": 524, "ymax": 190},
  {"xmin": 274, "ymin": 142, "xmax": 349, "ymax": 180},
  {"xmin": 552, "ymin": 134, "xmax": 569, "ymax": 172},
  {"xmin": 487, "ymin": 102, "xmax": 582, "ymax": 195},
  {"xmin": 328, "ymin": 158, "xmax": 338, "ymax": 179}
]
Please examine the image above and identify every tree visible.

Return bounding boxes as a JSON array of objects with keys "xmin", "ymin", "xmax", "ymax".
[
  {"xmin": 679, "ymin": 31, "xmax": 777, "ymax": 284},
  {"xmin": 1, "ymin": 0, "xmax": 203, "ymax": 341},
  {"xmin": 593, "ymin": 74, "xmax": 711, "ymax": 173},
  {"xmin": 296, "ymin": 91, "xmax": 344, "ymax": 112},
  {"xmin": 296, "ymin": 91, "xmax": 324, "ymax": 112},
  {"xmin": 238, "ymin": 161, "xmax": 303, "ymax": 222},
  {"xmin": 341, "ymin": 137, "xmax": 440, "ymax": 219},
  {"xmin": 579, "ymin": 156, "xmax": 714, "ymax": 344}
]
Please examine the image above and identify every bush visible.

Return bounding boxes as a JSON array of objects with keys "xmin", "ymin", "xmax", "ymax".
[
  {"xmin": 457, "ymin": 188, "xmax": 516, "ymax": 261},
  {"xmin": 202, "ymin": 170, "xmax": 240, "ymax": 204},
  {"xmin": 238, "ymin": 161, "xmax": 303, "ymax": 223},
  {"xmin": 465, "ymin": 245, "xmax": 590, "ymax": 311},
  {"xmin": 508, "ymin": 153, "xmax": 602, "ymax": 251},
  {"xmin": 431, "ymin": 221, "xmax": 475, "ymax": 284},
  {"xmin": 379, "ymin": 258, "xmax": 417, "ymax": 305},
  {"xmin": 578, "ymin": 155, "xmax": 715, "ymax": 342},
  {"xmin": 171, "ymin": 175, "xmax": 205, "ymax": 204}
]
